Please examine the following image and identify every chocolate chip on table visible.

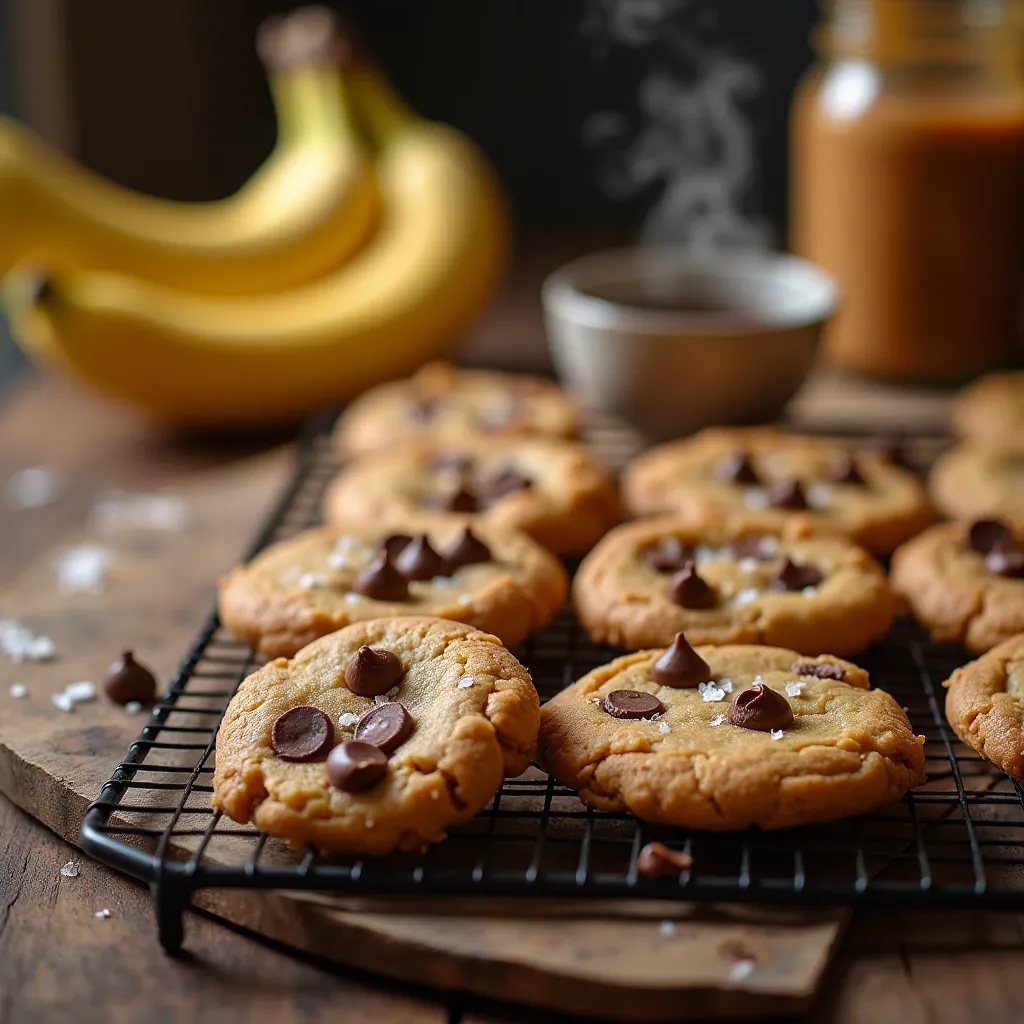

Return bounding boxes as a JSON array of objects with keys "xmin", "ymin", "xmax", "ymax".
[
  {"xmin": 641, "ymin": 537, "xmax": 691, "ymax": 574},
  {"xmin": 715, "ymin": 451, "xmax": 760, "ymax": 485},
  {"xmin": 345, "ymin": 645, "xmax": 405, "ymax": 697},
  {"xmin": 438, "ymin": 484, "xmax": 480, "ymax": 513},
  {"xmin": 271, "ymin": 705, "xmax": 334, "ymax": 762},
  {"xmin": 727, "ymin": 685, "xmax": 795, "ymax": 732},
  {"xmin": 636, "ymin": 841, "xmax": 694, "ymax": 878},
  {"xmin": 327, "ymin": 740, "xmax": 388, "ymax": 792},
  {"xmin": 791, "ymin": 660, "xmax": 846, "ymax": 681},
  {"xmin": 103, "ymin": 650, "xmax": 157, "ymax": 705},
  {"xmin": 968, "ymin": 518, "xmax": 1015, "ymax": 555},
  {"xmin": 394, "ymin": 534, "xmax": 447, "ymax": 580},
  {"xmin": 482, "ymin": 469, "xmax": 533, "ymax": 502},
  {"xmin": 650, "ymin": 632, "xmax": 712, "ymax": 688},
  {"xmin": 353, "ymin": 550, "xmax": 409, "ymax": 600},
  {"xmin": 602, "ymin": 689, "xmax": 665, "ymax": 720},
  {"xmin": 770, "ymin": 556, "xmax": 823, "ymax": 592},
  {"xmin": 444, "ymin": 526, "xmax": 492, "ymax": 568},
  {"xmin": 355, "ymin": 701, "xmax": 414, "ymax": 754},
  {"xmin": 828, "ymin": 454, "xmax": 865, "ymax": 485},
  {"xmin": 667, "ymin": 562, "xmax": 718, "ymax": 609},
  {"xmin": 765, "ymin": 478, "xmax": 808, "ymax": 510},
  {"xmin": 986, "ymin": 547, "xmax": 1024, "ymax": 578},
  {"xmin": 382, "ymin": 534, "xmax": 413, "ymax": 558}
]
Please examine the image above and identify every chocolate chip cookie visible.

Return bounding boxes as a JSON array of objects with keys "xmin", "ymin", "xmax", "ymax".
[
  {"xmin": 928, "ymin": 443, "xmax": 1024, "ymax": 527},
  {"xmin": 891, "ymin": 518, "xmax": 1024, "ymax": 653},
  {"xmin": 951, "ymin": 371, "xmax": 1024, "ymax": 446},
  {"xmin": 219, "ymin": 517, "xmax": 568, "ymax": 657},
  {"xmin": 213, "ymin": 617, "xmax": 540, "ymax": 853},
  {"xmin": 622, "ymin": 427, "xmax": 933, "ymax": 554},
  {"xmin": 572, "ymin": 514, "xmax": 893, "ymax": 654},
  {"xmin": 945, "ymin": 633, "xmax": 1024, "ymax": 780},
  {"xmin": 334, "ymin": 362, "xmax": 580, "ymax": 455},
  {"xmin": 323, "ymin": 435, "xmax": 619, "ymax": 558},
  {"xmin": 538, "ymin": 634, "xmax": 925, "ymax": 831}
]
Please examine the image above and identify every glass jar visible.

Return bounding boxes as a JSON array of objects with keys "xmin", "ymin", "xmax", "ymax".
[{"xmin": 791, "ymin": 0, "xmax": 1024, "ymax": 380}]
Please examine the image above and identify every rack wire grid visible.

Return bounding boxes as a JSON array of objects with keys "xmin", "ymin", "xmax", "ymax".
[{"xmin": 80, "ymin": 422, "xmax": 1024, "ymax": 953}]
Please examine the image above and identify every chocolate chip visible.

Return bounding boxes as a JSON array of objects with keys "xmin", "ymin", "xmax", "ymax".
[
  {"xmin": 828, "ymin": 455, "xmax": 864, "ymax": 485},
  {"xmin": 103, "ymin": 650, "xmax": 157, "ymax": 705},
  {"xmin": 667, "ymin": 562, "xmax": 718, "ymax": 609},
  {"xmin": 355, "ymin": 702, "xmax": 414, "ymax": 753},
  {"xmin": 727, "ymin": 685, "xmax": 795, "ymax": 732},
  {"xmin": 444, "ymin": 526, "xmax": 492, "ymax": 568},
  {"xmin": 716, "ymin": 451, "xmax": 760, "ymax": 485},
  {"xmin": 382, "ymin": 534, "xmax": 413, "ymax": 558},
  {"xmin": 968, "ymin": 518, "xmax": 1015, "ymax": 555},
  {"xmin": 394, "ymin": 534, "xmax": 447, "ymax": 580},
  {"xmin": 770, "ymin": 557, "xmax": 823, "ymax": 592},
  {"xmin": 765, "ymin": 478, "xmax": 808, "ymax": 510},
  {"xmin": 650, "ymin": 632, "xmax": 712, "ymax": 688},
  {"xmin": 353, "ymin": 551, "xmax": 409, "ymax": 600},
  {"xmin": 602, "ymin": 689, "xmax": 665, "ymax": 720},
  {"xmin": 327, "ymin": 740, "xmax": 388, "ymax": 792},
  {"xmin": 270, "ymin": 705, "xmax": 334, "ymax": 762},
  {"xmin": 986, "ymin": 547, "xmax": 1024, "ymax": 578},
  {"xmin": 730, "ymin": 535, "xmax": 775, "ymax": 561},
  {"xmin": 438, "ymin": 484, "xmax": 480, "ymax": 513},
  {"xmin": 637, "ymin": 841, "xmax": 693, "ymax": 878},
  {"xmin": 344, "ymin": 645, "xmax": 405, "ymax": 697},
  {"xmin": 483, "ymin": 469, "xmax": 533, "ymax": 502},
  {"xmin": 641, "ymin": 537, "xmax": 691, "ymax": 574},
  {"xmin": 791, "ymin": 660, "xmax": 846, "ymax": 681}
]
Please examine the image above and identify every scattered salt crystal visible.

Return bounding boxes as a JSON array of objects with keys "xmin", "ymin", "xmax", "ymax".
[
  {"xmin": 658, "ymin": 721, "xmax": 671, "ymax": 734},
  {"xmin": 770, "ymin": 729, "xmax": 784, "ymax": 741},
  {"xmin": 56, "ymin": 544, "xmax": 112, "ymax": 595},
  {"xmin": 52, "ymin": 693, "xmax": 74, "ymax": 713},
  {"xmin": 10, "ymin": 683, "xmax": 27, "ymax": 699},
  {"xmin": 373, "ymin": 694, "xmax": 390, "ymax": 705},
  {"xmin": 698, "ymin": 681, "xmax": 728, "ymax": 703},
  {"xmin": 785, "ymin": 681, "xmax": 805, "ymax": 697},
  {"xmin": 0, "ymin": 619, "xmax": 56, "ymax": 662},
  {"xmin": 734, "ymin": 588, "xmax": 760, "ymax": 607},
  {"xmin": 744, "ymin": 487, "xmax": 767, "ymax": 511},
  {"xmin": 124, "ymin": 701, "xmax": 143, "ymax": 715},
  {"xmin": 591, "ymin": 696, "xmax": 602, "ymax": 704},
  {"xmin": 326, "ymin": 553, "xmax": 349, "ymax": 571},
  {"xmin": 752, "ymin": 675, "xmax": 764, "ymax": 686},
  {"xmin": 730, "ymin": 959, "xmax": 756, "ymax": 981},
  {"xmin": 457, "ymin": 594, "xmax": 474, "ymax": 606},
  {"xmin": 365, "ymin": 820, "xmax": 375, "ymax": 829},
  {"xmin": 94, "ymin": 908, "xmax": 111, "ymax": 920},
  {"xmin": 91, "ymin": 491, "xmax": 188, "ymax": 532},
  {"xmin": 718, "ymin": 679, "xmax": 734, "ymax": 693},
  {"xmin": 737, "ymin": 557, "xmax": 759, "ymax": 573},
  {"xmin": 5, "ymin": 466, "xmax": 63, "ymax": 509},
  {"xmin": 51, "ymin": 680, "xmax": 97, "ymax": 713},
  {"xmin": 694, "ymin": 544, "xmax": 725, "ymax": 564},
  {"xmin": 298, "ymin": 573, "xmax": 328, "ymax": 590},
  {"xmin": 457, "ymin": 677, "xmax": 475, "ymax": 689},
  {"xmin": 386, "ymin": 685, "xmax": 400, "ymax": 699},
  {"xmin": 710, "ymin": 714, "xmax": 727, "ymax": 727},
  {"xmin": 431, "ymin": 575, "xmax": 459, "ymax": 588},
  {"xmin": 801, "ymin": 585, "xmax": 818, "ymax": 597},
  {"xmin": 60, "ymin": 861, "xmax": 79, "ymax": 878},
  {"xmin": 806, "ymin": 483, "xmax": 831, "ymax": 510},
  {"xmin": 658, "ymin": 920, "xmax": 677, "ymax": 937},
  {"xmin": 338, "ymin": 712, "xmax": 359, "ymax": 728},
  {"xmin": 758, "ymin": 536, "xmax": 780, "ymax": 557},
  {"xmin": 344, "ymin": 593, "xmax": 364, "ymax": 604}
]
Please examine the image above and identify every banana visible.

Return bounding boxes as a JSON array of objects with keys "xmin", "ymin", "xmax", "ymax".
[
  {"xmin": 0, "ymin": 6, "xmax": 378, "ymax": 294},
  {"xmin": 2, "ymin": 61, "xmax": 511, "ymax": 429}
]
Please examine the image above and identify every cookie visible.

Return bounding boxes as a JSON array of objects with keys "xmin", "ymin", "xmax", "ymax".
[
  {"xmin": 928, "ymin": 443, "xmax": 1024, "ymax": 527},
  {"xmin": 334, "ymin": 362, "xmax": 580, "ymax": 455},
  {"xmin": 891, "ymin": 518, "xmax": 1024, "ymax": 653},
  {"xmin": 621, "ymin": 427, "xmax": 933, "ymax": 555},
  {"xmin": 952, "ymin": 371, "xmax": 1024, "ymax": 445},
  {"xmin": 538, "ymin": 635, "xmax": 925, "ymax": 831},
  {"xmin": 944, "ymin": 633, "xmax": 1024, "ymax": 779},
  {"xmin": 323, "ymin": 435, "xmax": 619, "ymax": 558},
  {"xmin": 219, "ymin": 517, "xmax": 568, "ymax": 657},
  {"xmin": 572, "ymin": 514, "xmax": 893, "ymax": 654},
  {"xmin": 213, "ymin": 617, "xmax": 540, "ymax": 853}
]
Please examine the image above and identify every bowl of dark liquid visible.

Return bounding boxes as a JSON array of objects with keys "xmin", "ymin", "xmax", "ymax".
[{"xmin": 542, "ymin": 248, "xmax": 838, "ymax": 440}]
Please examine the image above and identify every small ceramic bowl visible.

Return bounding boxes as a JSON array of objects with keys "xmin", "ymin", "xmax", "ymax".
[{"xmin": 542, "ymin": 248, "xmax": 838, "ymax": 440}]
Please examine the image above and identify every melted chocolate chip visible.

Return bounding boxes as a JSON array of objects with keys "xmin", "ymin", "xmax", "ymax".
[
  {"xmin": 602, "ymin": 689, "xmax": 665, "ymax": 720},
  {"xmin": 438, "ymin": 484, "xmax": 480, "ymax": 513},
  {"xmin": 353, "ymin": 551, "xmax": 409, "ymax": 601},
  {"xmin": 345, "ymin": 646, "xmax": 405, "ymax": 697},
  {"xmin": 483, "ymin": 469, "xmax": 533, "ymax": 502},
  {"xmin": 382, "ymin": 534, "xmax": 413, "ymax": 558},
  {"xmin": 828, "ymin": 455, "xmax": 865, "ymax": 485},
  {"xmin": 103, "ymin": 650, "xmax": 157, "ymax": 705},
  {"xmin": 791, "ymin": 660, "xmax": 846, "ymax": 681},
  {"xmin": 968, "ymin": 518, "xmax": 1016, "ymax": 555},
  {"xmin": 641, "ymin": 537, "xmax": 691, "ymax": 574},
  {"xmin": 716, "ymin": 451, "xmax": 760, "ymax": 485},
  {"xmin": 667, "ymin": 562, "xmax": 718, "ymax": 609},
  {"xmin": 727, "ymin": 685, "xmax": 795, "ymax": 732},
  {"xmin": 986, "ymin": 547, "xmax": 1024, "ymax": 578},
  {"xmin": 271, "ymin": 706, "xmax": 334, "ymax": 762},
  {"xmin": 394, "ymin": 534, "xmax": 447, "ymax": 580},
  {"xmin": 770, "ymin": 557, "xmax": 823, "ymax": 592},
  {"xmin": 765, "ymin": 478, "xmax": 808, "ymax": 510},
  {"xmin": 444, "ymin": 526, "xmax": 492, "ymax": 568},
  {"xmin": 327, "ymin": 740, "xmax": 388, "ymax": 792},
  {"xmin": 650, "ymin": 632, "xmax": 712, "ymax": 688},
  {"xmin": 636, "ymin": 841, "xmax": 694, "ymax": 878},
  {"xmin": 355, "ymin": 702, "xmax": 414, "ymax": 754}
]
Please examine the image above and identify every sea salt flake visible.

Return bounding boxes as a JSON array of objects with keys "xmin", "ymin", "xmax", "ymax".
[
  {"xmin": 734, "ymin": 588, "xmax": 760, "ymax": 607},
  {"xmin": 698, "ymin": 681, "xmax": 728, "ymax": 703},
  {"xmin": 56, "ymin": 544, "xmax": 112, "ymax": 595},
  {"xmin": 806, "ymin": 483, "xmax": 831, "ymax": 510},
  {"xmin": 801, "ymin": 585, "xmax": 818, "ymax": 597},
  {"xmin": 785, "ymin": 681, "xmax": 806, "ymax": 697},
  {"xmin": 431, "ymin": 575, "xmax": 459, "ymax": 588},
  {"xmin": 737, "ymin": 557, "xmax": 760, "ymax": 573},
  {"xmin": 694, "ymin": 544, "xmax": 727, "ymax": 564},
  {"xmin": 365, "ymin": 820, "xmax": 375, "ymax": 829},
  {"xmin": 10, "ymin": 683, "xmax": 27, "ymax": 699},
  {"xmin": 338, "ymin": 712, "xmax": 359, "ymax": 728},
  {"xmin": 731, "ymin": 959, "xmax": 756, "ymax": 981},
  {"xmin": 60, "ymin": 861, "xmax": 79, "ymax": 878},
  {"xmin": 752, "ymin": 675, "xmax": 765, "ymax": 686},
  {"xmin": 373, "ymin": 694, "xmax": 390, "ymax": 705},
  {"xmin": 658, "ymin": 721, "xmax": 671, "ymax": 734},
  {"xmin": 344, "ymin": 592, "xmax": 364, "ymax": 604},
  {"xmin": 52, "ymin": 680, "xmax": 97, "ymax": 712},
  {"xmin": 124, "ymin": 701, "xmax": 143, "ymax": 715},
  {"xmin": 0, "ymin": 619, "xmax": 56, "ymax": 662},
  {"xmin": 6, "ymin": 466, "xmax": 63, "ymax": 509},
  {"xmin": 298, "ymin": 573, "xmax": 328, "ymax": 590},
  {"xmin": 457, "ymin": 677, "xmax": 475, "ymax": 689},
  {"xmin": 758, "ymin": 536, "xmax": 781, "ymax": 557},
  {"xmin": 91, "ymin": 491, "xmax": 188, "ymax": 532},
  {"xmin": 710, "ymin": 714, "xmax": 727, "ymax": 727},
  {"xmin": 718, "ymin": 679, "xmax": 734, "ymax": 693},
  {"xmin": 457, "ymin": 594, "xmax": 474, "ymax": 606},
  {"xmin": 744, "ymin": 487, "xmax": 767, "ymax": 511},
  {"xmin": 94, "ymin": 908, "xmax": 111, "ymax": 920},
  {"xmin": 770, "ymin": 729, "xmax": 784, "ymax": 741},
  {"xmin": 658, "ymin": 920, "xmax": 677, "ymax": 937}
]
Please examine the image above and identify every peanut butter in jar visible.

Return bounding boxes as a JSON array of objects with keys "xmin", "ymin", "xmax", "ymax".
[{"xmin": 791, "ymin": 0, "xmax": 1024, "ymax": 380}]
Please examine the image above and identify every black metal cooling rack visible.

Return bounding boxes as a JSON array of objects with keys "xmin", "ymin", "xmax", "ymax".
[{"xmin": 80, "ymin": 423, "xmax": 1024, "ymax": 954}]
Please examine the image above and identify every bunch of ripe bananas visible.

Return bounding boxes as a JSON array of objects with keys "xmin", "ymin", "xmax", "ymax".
[{"xmin": 0, "ymin": 7, "xmax": 509, "ymax": 427}]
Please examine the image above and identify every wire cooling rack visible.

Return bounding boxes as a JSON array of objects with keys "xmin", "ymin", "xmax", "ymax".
[{"xmin": 80, "ymin": 422, "xmax": 1024, "ymax": 953}]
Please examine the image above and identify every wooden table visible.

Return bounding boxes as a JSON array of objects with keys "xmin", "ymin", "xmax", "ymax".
[{"xmin": 2, "ymin": 362, "xmax": 1023, "ymax": 1021}]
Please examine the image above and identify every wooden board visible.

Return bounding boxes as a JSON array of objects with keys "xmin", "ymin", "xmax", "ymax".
[{"xmin": 0, "ymin": 439, "xmax": 846, "ymax": 1021}]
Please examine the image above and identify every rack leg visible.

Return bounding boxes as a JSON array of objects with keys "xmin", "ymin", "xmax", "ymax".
[{"xmin": 153, "ymin": 878, "xmax": 189, "ymax": 955}]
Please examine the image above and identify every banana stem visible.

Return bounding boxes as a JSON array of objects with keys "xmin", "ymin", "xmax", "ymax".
[
  {"xmin": 268, "ymin": 66, "xmax": 359, "ymax": 145},
  {"xmin": 346, "ymin": 61, "xmax": 418, "ymax": 149}
]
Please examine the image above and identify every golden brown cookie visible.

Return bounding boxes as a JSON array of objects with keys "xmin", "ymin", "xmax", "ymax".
[
  {"xmin": 334, "ymin": 362, "xmax": 580, "ymax": 455},
  {"xmin": 538, "ymin": 638, "xmax": 925, "ymax": 831},
  {"xmin": 213, "ymin": 617, "xmax": 540, "ymax": 853},
  {"xmin": 928, "ymin": 443, "xmax": 1024, "ymax": 527},
  {"xmin": 891, "ymin": 518, "xmax": 1024, "ymax": 653},
  {"xmin": 952, "ymin": 371, "xmax": 1024, "ymax": 446},
  {"xmin": 219, "ymin": 517, "xmax": 567, "ymax": 657},
  {"xmin": 323, "ymin": 435, "xmax": 619, "ymax": 557},
  {"xmin": 572, "ymin": 514, "xmax": 893, "ymax": 654},
  {"xmin": 622, "ymin": 427, "xmax": 933, "ymax": 555},
  {"xmin": 944, "ymin": 634, "xmax": 1024, "ymax": 780}
]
